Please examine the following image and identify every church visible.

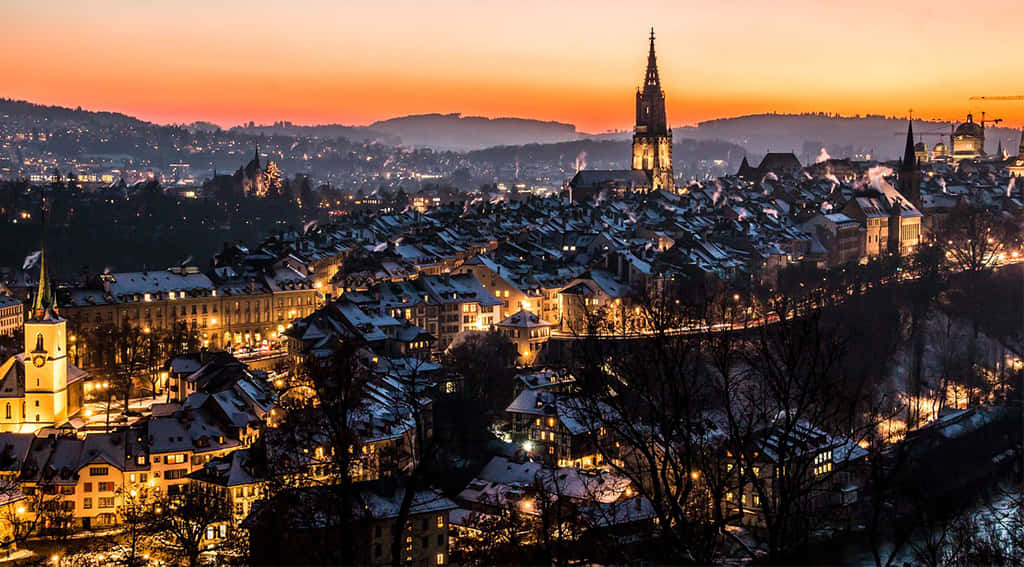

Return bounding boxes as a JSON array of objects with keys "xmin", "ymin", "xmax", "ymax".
[
  {"xmin": 0, "ymin": 238, "xmax": 86, "ymax": 433},
  {"xmin": 569, "ymin": 29, "xmax": 674, "ymax": 201}
]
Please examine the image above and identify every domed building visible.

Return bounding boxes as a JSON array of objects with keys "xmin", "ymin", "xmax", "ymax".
[
  {"xmin": 932, "ymin": 139, "xmax": 948, "ymax": 160},
  {"xmin": 951, "ymin": 114, "xmax": 986, "ymax": 161},
  {"xmin": 914, "ymin": 140, "xmax": 929, "ymax": 163}
]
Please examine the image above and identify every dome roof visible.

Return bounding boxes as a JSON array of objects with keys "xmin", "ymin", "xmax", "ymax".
[
  {"xmin": 955, "ymin": 115, "xmax": 984, "ymax": 138},
  {"xmin": 914, "ymin": 141, "xmax": 927, "ymax": 151}
]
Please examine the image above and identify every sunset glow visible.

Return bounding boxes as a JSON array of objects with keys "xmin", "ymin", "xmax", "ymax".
[{"xmin": 3, "ymin": 0, "xmax": 1024, "ymax": 130}]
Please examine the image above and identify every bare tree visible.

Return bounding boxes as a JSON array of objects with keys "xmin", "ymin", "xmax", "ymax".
[{"xmin": 151, "ymin": 484, "xmax": 232, "ymax": 567}]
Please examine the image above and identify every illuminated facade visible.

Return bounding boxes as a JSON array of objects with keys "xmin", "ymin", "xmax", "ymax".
[
  {"xmin": 631, "ymin": 29, "xmax": 673, "ymax": 192},
  {"xmin": 951, "ymin": 114, "xmax": 986, "ymax": 161}
]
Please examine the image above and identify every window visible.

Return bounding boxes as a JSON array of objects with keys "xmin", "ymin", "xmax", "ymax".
[
  {"xmin": 99, "ymin": 482, "xmax": 115, "ymax": 492},
  {"xmin": 436, "ymin": 515, "xmax": 444, "ymax": 529},
  {"xmin": 4, "ymin": 403, "xmax": 8, "ymax": 420},
  {"xmin": 99, "ymin": 497, "xmax": 115, "ymax": 509},
  {"xmin": 89, "ymin": 467, "xmax": 109, "ymax": 477},
  {"xmin": 83, "ymin": 497, "xmax": 92, "ymax": 509},
  {"xmin": 83, "ymin": 482, "xmax": 92, "ymax": 493},
  {"xmin": 165, "ymin": 469, "xmax": 188, "ymax": 480},
  {"xmin": 436, "ymin": 553, "xmax": 445, "ymax": 565}
]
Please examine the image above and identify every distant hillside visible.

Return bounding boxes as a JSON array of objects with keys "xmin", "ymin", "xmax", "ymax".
[
  {"xmin": 369, "ymin": 113, "xmax": 577, "ymax": 150},
  {"xmin": 0, "ymin": 98, "xmax": 148, "ymax": 129},
  {"xmin": 227, "ymin": 122, "xmax": 399, "ymax": 145}
]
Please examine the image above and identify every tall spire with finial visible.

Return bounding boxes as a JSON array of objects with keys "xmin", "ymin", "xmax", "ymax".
[
  {"xmin": 632, "ymin": 28, "xmax": 673, "ymax": 191},
  {"xmin": 644, "ymin": 27, "xmax": 660, "ymax": 90},
  {"xmin": 32, "ymin": 202, "xmax": 57, "ymax": 320},
  {"xmin": 635, "ymin": 28, "xmax": 667, "ymax": 136}
]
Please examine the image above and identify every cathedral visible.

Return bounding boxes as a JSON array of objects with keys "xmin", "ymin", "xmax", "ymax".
[
  {"xmin": 0, "ymin": 232, "xmax": 85, "ymax": 433},
  {"xmin": 631, "ymin": 28, "xmax": 674, "ymax": 192},
  {"xmin": 568, "ymin": 29, "xmax": 675, "ymax": 201}
]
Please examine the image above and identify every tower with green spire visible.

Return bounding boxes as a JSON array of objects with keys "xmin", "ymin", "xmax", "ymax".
[
  {"xmin": 22, "ymin": 200, "xmax": 72, "ymax": 428},
  {"xmin": 30, "ymin": 205, "xmax": 58, "ymax": 321}
]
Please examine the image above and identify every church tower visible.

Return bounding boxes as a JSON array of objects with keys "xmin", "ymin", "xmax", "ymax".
[
  {"xmin": 631, "ymin": 28, "xmax": 674, "ymax": 192},
  {"xmin": 23, "ymin": 209, "xmax": 70, "ymax": 427},
  {"xmin": 898, "ymin": 120, "xmax": 922, "ymax": 208}
]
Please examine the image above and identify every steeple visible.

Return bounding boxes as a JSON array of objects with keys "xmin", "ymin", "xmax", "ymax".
[
  {"xmin": 634, "ymin": 28, "xmax": 668, "ymax": 136},
  {"xmin": 31, "ymin": 204, "xmax": 57, "ymax": 320},
  {"xmin": 1019, "ymin": 128, "xmax": 1024, "ymax": 156},
  {"xmin": 644, "ymin": 27, "xmax": 660, "ymax": 91},
  {"xmin": 901, "ymin": 119, "xmax": 916, "ymax": 171},
  {"xmin": 898, "ymin": 119, "xmax": 922, "ymax": 207}
]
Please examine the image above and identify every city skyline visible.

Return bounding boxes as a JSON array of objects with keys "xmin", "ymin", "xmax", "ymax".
[{"xmin": 4, "ymin": 0, "xmax": 1024, "ymax": 131}]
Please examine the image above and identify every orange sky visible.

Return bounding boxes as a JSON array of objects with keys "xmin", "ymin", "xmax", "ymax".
[{"xmin": 3, "ymin": 0, "xmax": 1024, "ymax": 132}]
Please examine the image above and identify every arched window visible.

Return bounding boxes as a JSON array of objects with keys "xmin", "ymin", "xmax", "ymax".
[{"xmin": 34, "ymin": 333, "xmax": 43, "ymax": 352}]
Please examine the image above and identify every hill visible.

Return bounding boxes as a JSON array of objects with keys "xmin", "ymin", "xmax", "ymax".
[{"xmin": 368, "ymin": 113, "xmax": 577, "ymax": 150}]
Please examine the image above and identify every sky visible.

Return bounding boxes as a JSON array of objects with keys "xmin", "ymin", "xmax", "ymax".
[{"xmin": 2, "ymin": 0, "xmax": 1024, "ymax": 132}]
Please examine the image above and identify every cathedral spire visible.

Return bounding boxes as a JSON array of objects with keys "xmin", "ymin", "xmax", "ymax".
[
  {"xmin": 32, "ymin": 203, "xmax": 57, "ymax": 320},
  {"xmin": 644, "ymin": 27, "xmax": 661, "ymax": 90}
]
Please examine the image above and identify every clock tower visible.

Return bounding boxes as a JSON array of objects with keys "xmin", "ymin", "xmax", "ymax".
[{"xmin": 23, "ymin": 219, "xmax": 70, "ymax": 427}]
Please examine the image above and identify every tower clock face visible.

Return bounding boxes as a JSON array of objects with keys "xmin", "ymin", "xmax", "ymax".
[{"xmin": 32, "ymin": 355, "xmax": 45, "ymax": 368}]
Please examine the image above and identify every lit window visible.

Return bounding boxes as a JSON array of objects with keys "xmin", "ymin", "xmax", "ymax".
[{"xmin": 436, "ymin": 553, "xmax": 445, "ymax": 565}]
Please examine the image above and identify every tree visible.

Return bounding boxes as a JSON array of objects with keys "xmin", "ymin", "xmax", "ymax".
[
  {"xmin": 151, "ymin": 485, "xmax": 232, "ymax": 567},
  {"xmin": 255, "ymin": 344, "xmax": 374, "ymax": 565},
  {"xmin": 938, "ymin": 203, "xmax": 1020, "ymax": 274},
  {"xmin": 114, "ymin": 487, "xmax": 158, "ymax": 567},
  {"xmin": 261, "ymin": 162, "xmax": 283, "ymax": 197}
]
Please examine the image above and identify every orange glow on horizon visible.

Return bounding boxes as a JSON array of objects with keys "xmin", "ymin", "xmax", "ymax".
[{"xmin": 3, "ymin": 0, "xmax": 1024, "ymax": 132}]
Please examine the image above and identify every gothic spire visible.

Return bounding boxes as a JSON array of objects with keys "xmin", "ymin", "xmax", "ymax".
[
  {"xmin": 32, "ymin": 203, "xmax": 57, "ymax": 320},
  {"xmin": 902, "ymin": 119, "xmax": 916, "ymax": 171},
  {"xmin": 644, "ymin": 27, "xmax": 661, "ymax": 91}
]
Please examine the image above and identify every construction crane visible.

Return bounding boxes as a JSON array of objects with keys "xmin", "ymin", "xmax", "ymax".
[
  {"xmin": 978, "ymin": 111, "xmax": 1003, "ymax": 128},
  {"xmin": 969, "ymin": 96, "xmax": 1024, "ymax": 101},
  {"xmin": 892, "ymin": 131, "xmax": 947, "ymax": 137}
]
